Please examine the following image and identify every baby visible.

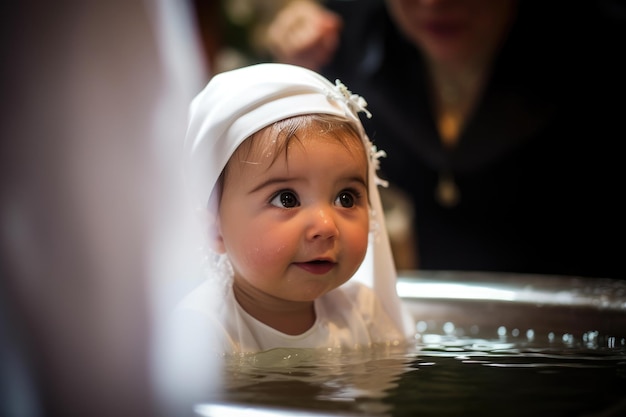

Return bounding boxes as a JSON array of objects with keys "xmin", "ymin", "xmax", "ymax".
[{"xmin": 176, "ymin": 63, "xmax": 414, "ymax": 355}]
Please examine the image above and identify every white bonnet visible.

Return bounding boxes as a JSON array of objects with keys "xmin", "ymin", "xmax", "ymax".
[{"xmin": 184, "ymin": 62, "xmax": 374, "ymax": 209}]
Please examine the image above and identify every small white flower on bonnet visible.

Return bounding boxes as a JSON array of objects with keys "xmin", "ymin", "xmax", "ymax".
[{"xmin": 330, "ymin": 79, "xmax": 372, "ymax": 119}]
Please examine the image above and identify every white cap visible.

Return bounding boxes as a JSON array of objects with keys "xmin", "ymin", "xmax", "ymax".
[{"xmin": 184, "ymin": 63, "xmax": 372, "ymax": 208}]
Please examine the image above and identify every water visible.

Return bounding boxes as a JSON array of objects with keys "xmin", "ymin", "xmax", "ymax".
[
  {"xmin": 194, "ymin": 274, "xmax": 626, "ymax": 416},
  {"xmin": 195, "ymin": 335, "xmax": 626, "ymax": 417}
]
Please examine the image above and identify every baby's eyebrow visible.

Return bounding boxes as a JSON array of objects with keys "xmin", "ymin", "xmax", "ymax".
[
  {"xmin": 249, "ymin": 173, "xmax": 367, "ymax": 194},
  {"xmin": 343, "ymin": 175, "xmax": 368, "ymax": 189},
  {"xmin": 248, "ymin": 177, "xmax": 294, "ymax": 194}
]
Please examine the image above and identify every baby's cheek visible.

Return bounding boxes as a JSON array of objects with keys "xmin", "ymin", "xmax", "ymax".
[
  {"xmin": 240, "ymin": 236, "xmax": 289, "ymax": 271},
  {"xmin": 352, "ymin": 232, "xmax": 369, "ymax": 262}
]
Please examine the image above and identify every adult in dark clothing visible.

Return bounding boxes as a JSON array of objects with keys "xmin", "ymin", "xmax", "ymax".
[{"xmin": 265, "ymin": 0, "xmax": 624, "ymax": 279}]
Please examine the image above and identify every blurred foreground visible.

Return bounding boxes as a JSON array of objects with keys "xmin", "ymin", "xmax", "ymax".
[{"xmin": 0, "ymin": 2, "xmax": 218, "ymax": 416}]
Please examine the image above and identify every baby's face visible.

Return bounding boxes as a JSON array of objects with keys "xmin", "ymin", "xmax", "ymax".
[{"xmin": 216, "ymin": 123, "xmax": 370, "ymax": 306}]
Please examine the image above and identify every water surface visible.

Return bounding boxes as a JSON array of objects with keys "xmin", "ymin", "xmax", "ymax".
[
  {"xmin": 196, "ymin": 273, "xmax": 626, "ymax": 416},
  {"xmin": 197, "ymin": 335, "xmax": 626, "ymax": 417}
]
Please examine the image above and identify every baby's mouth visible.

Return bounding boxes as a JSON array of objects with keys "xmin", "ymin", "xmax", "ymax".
[{"xmin": 294, "ymin": 259, "xmax": 336, "ymax": 275}]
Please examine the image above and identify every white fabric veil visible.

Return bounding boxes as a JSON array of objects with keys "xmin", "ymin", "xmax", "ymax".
[{"xmin": 183, "ymin": 63, "xmax": 414, "ymax": 338}]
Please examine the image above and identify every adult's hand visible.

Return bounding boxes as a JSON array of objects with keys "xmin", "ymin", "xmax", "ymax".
[{"xmin": 265, "ymin": 0, "xmax": 342, "ymax": 71}]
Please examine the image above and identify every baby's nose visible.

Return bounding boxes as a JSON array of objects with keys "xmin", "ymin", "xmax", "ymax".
[{"xmin": 306, "ymin": 207, "xmax": 339, "ymax": 240}]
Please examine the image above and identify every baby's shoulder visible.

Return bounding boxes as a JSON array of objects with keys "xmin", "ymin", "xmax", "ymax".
[{"xmin": 176, "ymin": 278, "xmax": 231, "ymax": 315}]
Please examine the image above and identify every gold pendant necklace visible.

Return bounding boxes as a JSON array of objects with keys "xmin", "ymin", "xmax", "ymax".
[{"xmin": 435, "ymin": 171, "xmax": 460, "ymax": 208}]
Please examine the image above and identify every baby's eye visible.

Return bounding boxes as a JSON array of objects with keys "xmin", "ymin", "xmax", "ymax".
[
  {"xmin": 269, "ymin": 190, "xmax": 300, "ymax": 208},
  {"xmin": 335, "ymin": 191, "xmax": 357, "ymax": 208}
]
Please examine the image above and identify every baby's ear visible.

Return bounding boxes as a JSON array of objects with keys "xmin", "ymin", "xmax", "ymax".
[
  {"xmin": 205, "ymin": 191, "xmax": 226, "ymax": 254},
  {"xmin": 207, "ymin": 210, "xmax": 226, "ymax": 254}
]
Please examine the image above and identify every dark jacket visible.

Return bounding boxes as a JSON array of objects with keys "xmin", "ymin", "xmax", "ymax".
[{"xmin": 322, "ymin": 0, "xmax": 625, "ymax": 278}]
